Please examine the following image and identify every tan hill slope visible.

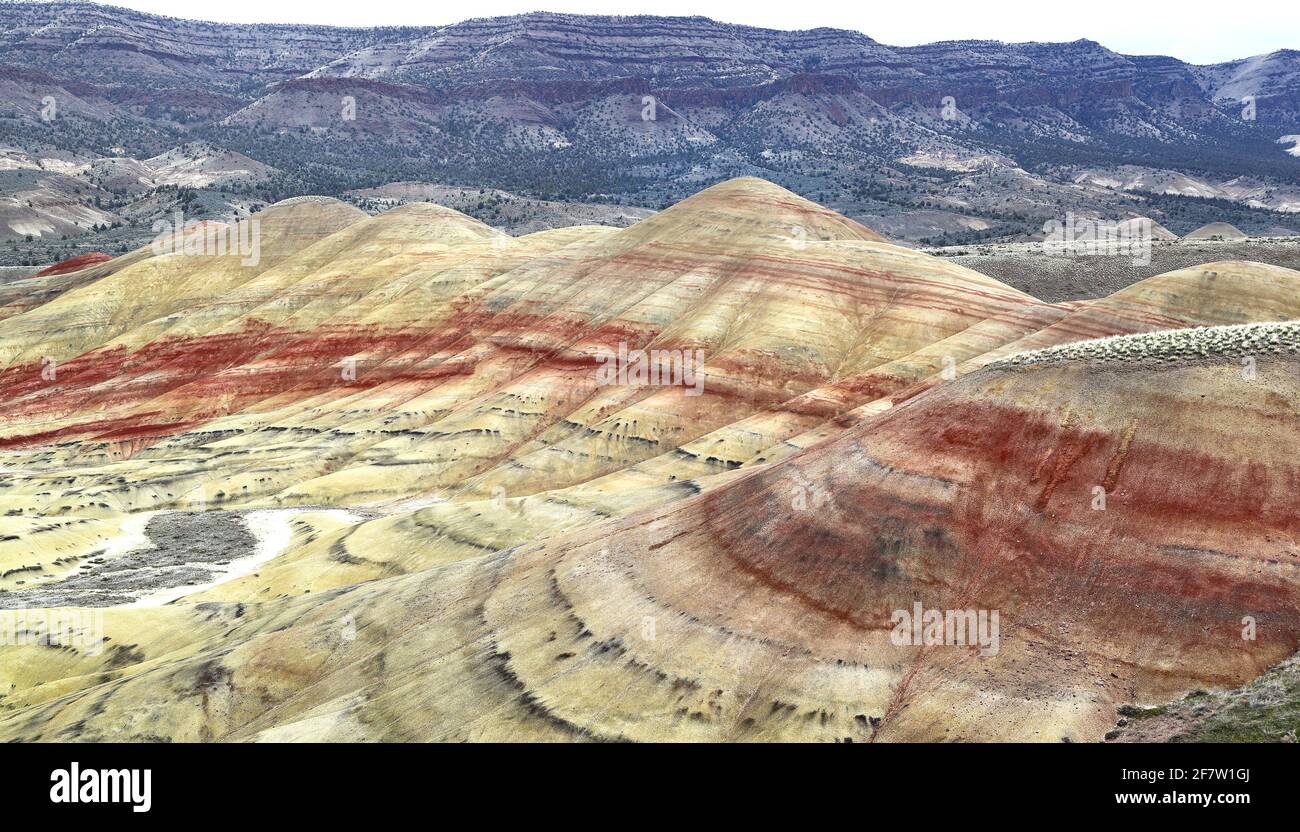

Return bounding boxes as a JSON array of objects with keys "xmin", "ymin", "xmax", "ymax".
[
  {"xmin": 0, "ymin": 177, "xmax": 1297, "ymax": 742},
  {"xmin": 1183, "ymin": 222, "xmax": 1249, "ymax": 240},
  {"xmin": 347, "ymin": 181, "xmax": 657, "ymax": 234}
]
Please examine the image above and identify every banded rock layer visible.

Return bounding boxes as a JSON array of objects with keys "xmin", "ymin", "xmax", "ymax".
[{"xmin": 0, "ymin": 178, "xmax": 1297, "ymax": 741}]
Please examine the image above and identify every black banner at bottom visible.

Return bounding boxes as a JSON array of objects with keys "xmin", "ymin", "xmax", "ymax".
[{"xmin": 4, "ymin": 741, "xmax": 1285, "ymax": 818}]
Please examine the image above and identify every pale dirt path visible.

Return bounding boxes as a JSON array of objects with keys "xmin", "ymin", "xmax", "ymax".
[{"xmin": 125, "ymin": 508, "xmax": 364, "ymax": 607}]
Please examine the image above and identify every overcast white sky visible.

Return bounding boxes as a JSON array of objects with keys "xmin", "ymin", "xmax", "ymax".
[{"xmin": 100, "ymin": 0, "xmax": 1295, "ymax": 64}]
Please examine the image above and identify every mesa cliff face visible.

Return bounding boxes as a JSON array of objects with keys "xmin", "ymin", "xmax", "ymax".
[{"xmin": 0, "ymin": 178, "xmax": 1296, "ymax": 742}]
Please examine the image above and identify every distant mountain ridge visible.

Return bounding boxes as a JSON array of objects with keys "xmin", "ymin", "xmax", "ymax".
[
  {"xmin": 4, "ymin": 4, "xmax": 1296, "ymax": 103},
  {"xmin": 2, "ymin": 1, "xmax": 1298, "ymax": 251}
]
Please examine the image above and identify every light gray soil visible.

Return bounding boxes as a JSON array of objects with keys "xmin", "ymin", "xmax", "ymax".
[
  {"xmin": 0, "ymin": 510, "xmax": 256, "ymax": 608},
  {"xmin": 928, "ymin": 238, "xmax": 1300, "ymax": 302},
  {"xmin": 0, "ymin": 266, "xmax": 39, "ymax": 283}
]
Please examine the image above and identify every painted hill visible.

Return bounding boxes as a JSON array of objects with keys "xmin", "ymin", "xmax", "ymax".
[
  {"xmin": 33, "ymin": 251, "xmax": 111, "ymax": 276},
  {"xmin": 1184, "ymin": 222, "xmax": 1249, "ymax": 240},
  {"xmin": 347, "ymin": 182, "xmax": 657, "ymax": 234},
  {"xmin": 0, "ymin": 177, "xmax": 1297, "ymax": 742},
  {"xmin": 1119, "ymin": 217, "xmax": 1178, "ymax": 241}
]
